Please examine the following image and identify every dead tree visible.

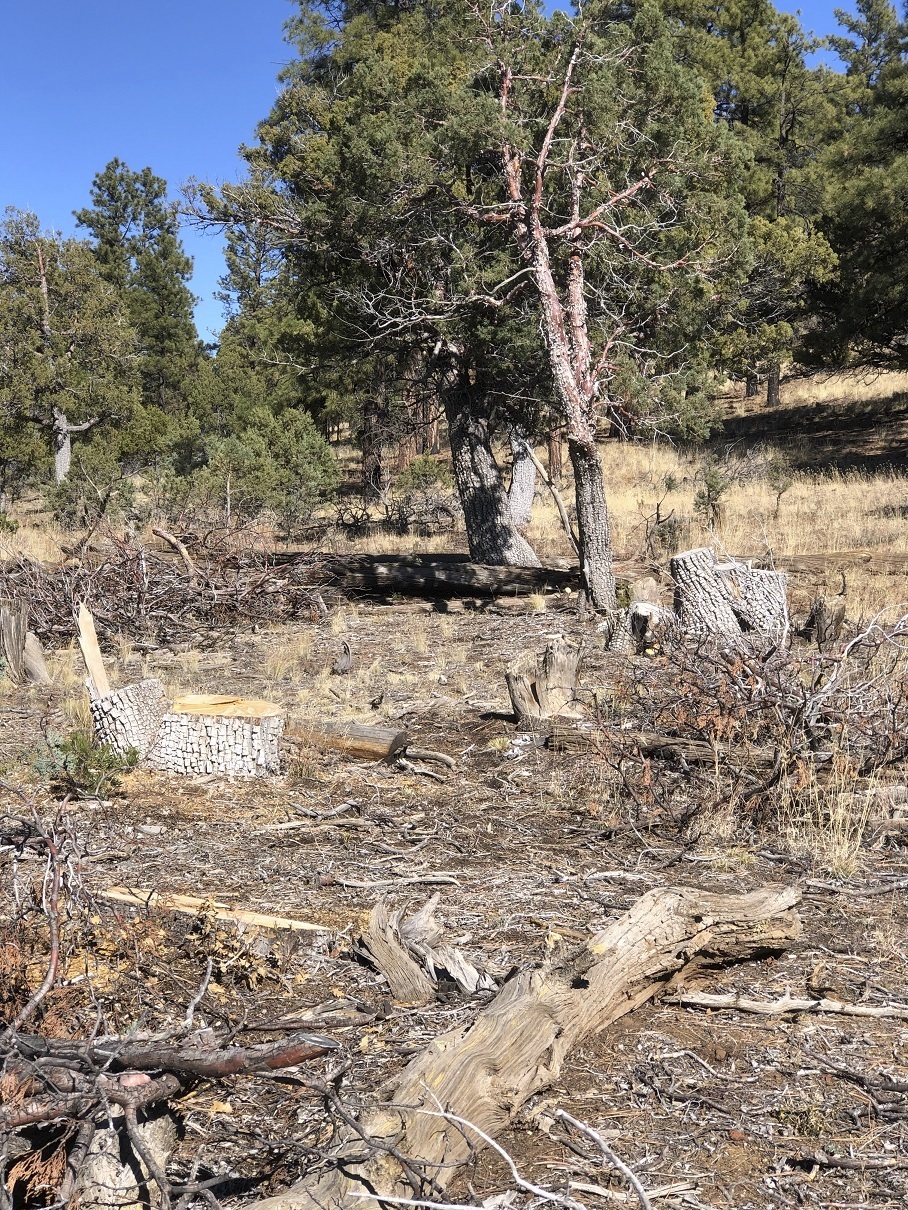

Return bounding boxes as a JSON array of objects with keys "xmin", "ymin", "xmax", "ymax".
[
  {"xmin": 0, "ymin": 598, "xmax": 51, "ymax": 685},
  {"xmin": 248, "ymin": 884, "xmax": 801, "ymax": 1210},
  {"xmin": 505, "ymin": 635, "xmax": 583, "ymax": 726}
]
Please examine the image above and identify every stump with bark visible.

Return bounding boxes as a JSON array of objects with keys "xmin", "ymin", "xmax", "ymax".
[{"xmin": 671, "ymin": 546, "xmax": 789, "ymax": 643}]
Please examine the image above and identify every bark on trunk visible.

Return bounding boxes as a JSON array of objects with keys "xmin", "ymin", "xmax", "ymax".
[
  {"xmin": 248, "ymin": 884, "xmax": 801, "ymax": 1210},
  {"xmin": 548, "ymin": 425, "xmax": 564, "ymax": 485},
  {"xmin": 361, "ymin": 394, "xmax": 386, "ymax": 500},
  {"xmin": 442, "ymin": 380, "xmax": 540, "ymax": 567},
  {"xmin": 507, "ymin": 428, "xmax": 536, "ymax": 531},
  {"xmin": 671, "ymin": 547, "xmax": 789, "ymax": 643},
  {"xmin": 766, "ymin": 363, "xmax": 781, "ymax": 407},
  {"xmin": 53, "ymin": 410, "xmax": 72, "ymax": 484},
  {"xmin": 745, "ymin": 373, "xmax": 760, "ymax": 399},
  {"xmin": 569, "ymin": 437, "xmax": 615, "ymax": 609}
]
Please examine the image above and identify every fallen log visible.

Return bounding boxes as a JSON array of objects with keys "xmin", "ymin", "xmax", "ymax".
[
  {"xmin": 249, "ymin": 883, "xmax": 801, "ymax": 1210},
  {"xmin": 316, "ymin": 553, "xmax": 582, "ymax": 597},
  {"xmin": 546, "ymin": 724, "xmax": 778, "ymax": 772},
  {"xmin": 100, "ymin": 886, "xmax": 329, "ymax": 932},
  {"xmin": 284, "ymin": 721, "xmax": 410, "ymax": 762}
]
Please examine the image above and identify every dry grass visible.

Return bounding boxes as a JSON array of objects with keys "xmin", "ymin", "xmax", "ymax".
[{"xmin": 780, "ymin": 764, "xmax": 874, "ymax": 879}]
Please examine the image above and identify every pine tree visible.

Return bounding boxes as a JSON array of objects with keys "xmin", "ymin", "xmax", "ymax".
[
  {"xmin": 0, "ymin": 209, "xmax": 139, "ymax": 484},
  {"xmin": 75, "ymin": 159, "xmax": 200, "ymax": 412}
]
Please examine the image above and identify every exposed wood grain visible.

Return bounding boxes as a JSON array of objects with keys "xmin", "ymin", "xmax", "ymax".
[
  {"xmin": 78, "ymin": 603, "xmax": 111, "ymax": 698},
  {"xmin": 249, "ymin": 884, "xmax": 802, "ymax": 1210}
]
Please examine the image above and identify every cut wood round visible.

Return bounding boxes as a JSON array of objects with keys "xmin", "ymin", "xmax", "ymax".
[
  {"xmin": 671, "ymin": 547, "xmax": 789, "ymax": 643},
  {"xmin": 147, "ymin": 694, "xmax": 284, "ymax": 778}
]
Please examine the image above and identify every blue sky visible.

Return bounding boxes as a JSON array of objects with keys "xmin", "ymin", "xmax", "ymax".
[{"xmin": 1, "ymin": 0, "xmax": 853, "ymax": 342}]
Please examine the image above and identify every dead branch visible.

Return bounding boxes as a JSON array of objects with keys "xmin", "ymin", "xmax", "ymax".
[{"xmin": 671, "ymin": 990, "xmax": 908, "ymax": 1019}]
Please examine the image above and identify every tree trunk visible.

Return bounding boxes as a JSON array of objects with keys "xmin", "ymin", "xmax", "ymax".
[
  {"xmin": 442, "ymin": 376, "xmax": 540, "ymax": 567},
  {"xmin": 361, "ymin": 394, "xmax": 386, "ymax": 500},
  {"xmin": 766, "ymin": 363, "xmax": 781, "ymax": 407},
  {"xmin": 568, "ymin": 437, "xmax": 615, "ymax": 609},
  {"xmin": 547, "ymin": 424, "xmax": 564, "ymax": 485},
  {"xmin": 745, "ymin": 373, "xmax": 760, "ymax": 399},
  {"xmin": 52, "ymin": 409, "xmax": 72, "ymax": 484},
  {"xmin": 507, "ymin": 428, "xmax": 536, "ymax": 531}
]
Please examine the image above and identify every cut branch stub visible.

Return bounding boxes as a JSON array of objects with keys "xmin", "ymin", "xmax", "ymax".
[
  {"xmin": 249, "ymin": 883, "xmax": 801, "ymax": 1210},
  {"xmin": 671, "ymin": 547, "xmax": 789, "ymax": 643},
  {"xmin": 505, "ymin": 635, "xmax": 583, "ymax": 726}
]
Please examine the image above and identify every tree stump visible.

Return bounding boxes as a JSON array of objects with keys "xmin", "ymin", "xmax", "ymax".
[
  {"xmin": 0, "ymin": 599, "xmax": 51, "ymax": 685},
  {"xmin": 505, "ymin": 636, "xmax": 583, "ymax": 726},
  {"xmin": 671, "ymin": 547, "xmax": 789, "ymax": 643},
  {"xmin": 147, "ymin": 694, "xmax": 284, "ymax": 777}
]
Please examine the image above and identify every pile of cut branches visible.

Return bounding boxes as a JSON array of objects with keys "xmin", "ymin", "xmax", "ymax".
[{"xmin": 0, "ymin": 535, "xmax": 340, "ymax": 647}]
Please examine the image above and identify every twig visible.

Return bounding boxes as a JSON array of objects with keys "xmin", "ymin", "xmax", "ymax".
[
  {"xmin": 556, "ymin": 1110, "xmax": 653, "ymax": 1210},
  {"xmin": 183, "ymin": 957, "xmax": 213, "ymax": 1030},
  {"xmin": 805, "ymin": 877, "xmax": 908, "ymax": 897}
]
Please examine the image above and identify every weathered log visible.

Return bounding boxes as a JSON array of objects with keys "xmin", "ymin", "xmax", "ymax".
[
  {"xmin": 100, "ymin": 886, "xmax": 328, "ymax": 931},
  {"xmin": 671, "ymin": 547, "xmax": 788, "ymax": 642},
  {"xmin": 75, "ymin": 1104, "xmax": 177, "ymax": 1210},
  {"xmin": 318, "ymin": 553, "xmax": 580, "ymax": 597},
  {"xmin": 505, "ymin": 636, "xmax": 583, "ymax": 726},
  {"xmin": 546, "ymin": 723, "xmax": 778, "ymax": 771},
  {"xmin": 284, "ymin": 721, "xmax": 409, "ymax": 762},
  {"xmin": 78, "ymin": 602, "xmax": 112, "ymax": 697},
  {"xmin": 249, "ymin": 884, "xmax": 801, "ymax": 1210}
]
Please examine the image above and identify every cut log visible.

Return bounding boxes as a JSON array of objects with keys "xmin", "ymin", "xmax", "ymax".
[
  {"xmin": 284, "ymin": 721, "xmax": 409, "ymax": 763},
  {"xmin": 248, "ymin": 884, "xmax": 801, "ymax": 1210},
  {"xmin": 505, "ymin": 636, "xmax": 583, "ymax": 726},
  {"xmin": 671, "ymin": 547, "xmax": 788, "ymax": 643},
  {"xmin": 78, "ymin": 603, "xmax": 112, "ymax": 697}
]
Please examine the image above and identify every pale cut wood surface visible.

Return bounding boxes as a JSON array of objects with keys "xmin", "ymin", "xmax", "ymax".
[
  {"xmin": 171, "ymin": 693, "xmax": 284, "ymax": 719},
  {"xmin": 250, "ymin": 883, "xmax": 802, "ymax": 1210},
  {"xmin": 78, "ymin": 603, "xmax": 111, "ymax": 698},
  {"xmin": 101, "ymin": 887, "xmax": 328, "ymax": 932}
]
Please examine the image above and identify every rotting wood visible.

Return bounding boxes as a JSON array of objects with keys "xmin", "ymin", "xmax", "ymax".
[
  {"xmin": 284, "ymin": 721, "xmax": 409, "ymax": 763},
  {"xmin": 505, "ymin": 635, "xmax": 583, "ymax": 726},
  {"xmin": 248, "ymin": 883, "xmax": 801, "ymax": 1210},
  {"xmin": 353, "ymin": 900, "xmax": 437, "ymax": 1005},
  {"xmin": 100, "ymin": 887, "xmax": 329, "ymax": 932},
  {"xmin": 316, "ymin": 553, "xmax": 587, "ymax": 598}
]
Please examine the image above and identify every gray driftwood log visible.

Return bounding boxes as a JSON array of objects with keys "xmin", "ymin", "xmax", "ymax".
[
  {"xmin": 671, "ymin": 547, "xmax": 789, "ymax": 642},
  {"xmin": 250, "ymin": 884, "xmax": 801, "ymax": 1210}
]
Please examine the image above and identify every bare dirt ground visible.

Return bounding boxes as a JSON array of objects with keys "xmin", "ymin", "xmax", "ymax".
[{"xmin": 3, "ymin": 598, "xmax": 908, "ymax": 1210}]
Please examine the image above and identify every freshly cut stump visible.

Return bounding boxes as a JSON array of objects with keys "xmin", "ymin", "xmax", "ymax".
[
  {"xmin": 90, "ymin": 686, "xmax": 284, "ymax": 777},
  {"xmin": 250, "ymin": 883, "xmax": 802, "ymax": 1210},
  {"xmin": 148, "ymin": 694, "xmax": 284, "ymax": 777}
]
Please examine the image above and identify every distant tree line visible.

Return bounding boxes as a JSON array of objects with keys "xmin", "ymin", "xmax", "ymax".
[{"xmin": 1, "ymin": 0, "xmax": 906, "ymax": 607}]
